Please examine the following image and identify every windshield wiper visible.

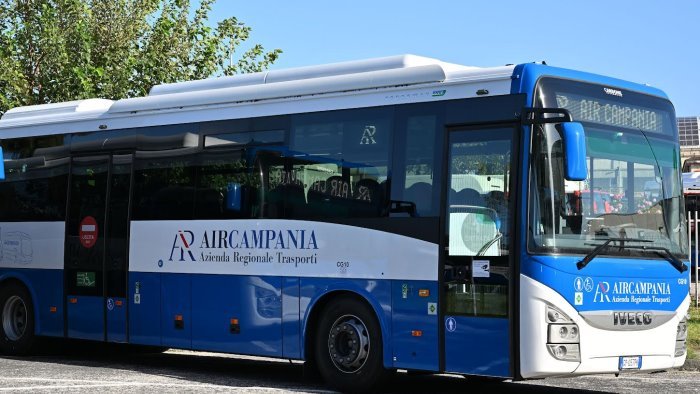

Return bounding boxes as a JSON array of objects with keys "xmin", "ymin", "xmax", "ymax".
[{"xmin": 576, "ymin": 237, "xmax": 687, "ymax": 273}]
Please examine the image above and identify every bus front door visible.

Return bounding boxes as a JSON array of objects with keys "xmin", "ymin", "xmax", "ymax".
[
  {"xmin": 65, "ymin": 155, "xmax": 131, "ymax": 342},
  {"xmin": 442, "ymin": 126, "xmax": 515, "ymax": 377}
]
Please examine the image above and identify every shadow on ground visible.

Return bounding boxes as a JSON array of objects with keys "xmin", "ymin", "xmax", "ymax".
[{"xmin": 6, "ymin": 339, "xmax": 603, "ymax": 393}]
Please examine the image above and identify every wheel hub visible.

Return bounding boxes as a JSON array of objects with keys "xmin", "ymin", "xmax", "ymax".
[
  {"xmin": 328, "ymin": 314, "xmax": 370, "ymax": 373},
  {"xmin": 2, "ymin": 295, "xmax": 27, "ymax": 341}
]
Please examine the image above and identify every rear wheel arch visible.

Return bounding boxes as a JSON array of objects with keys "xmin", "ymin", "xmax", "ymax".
[
  {"xmin": 0, "ymin": 278, "xmax": 37, "ymax": 355},
  {"xmin": 303, "ymin": 290, "xmax": 389, "ymax": 363},
  {"xmin": 304, "ymin": 290, "xmax": 390, "ymax": 392},
  {"xmin": 0, "ymin": 275, "xmax": 40, "ymax": 333}
]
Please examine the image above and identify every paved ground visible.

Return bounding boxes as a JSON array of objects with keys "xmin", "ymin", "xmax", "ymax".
[{"xmin": 0, "ymin": 343, "xmax": 699, "ymax": 393}]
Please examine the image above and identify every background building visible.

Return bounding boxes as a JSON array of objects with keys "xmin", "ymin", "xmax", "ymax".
[{"xmin": 679, "ymin": 116, "xmax": 700, "ymax": 166}]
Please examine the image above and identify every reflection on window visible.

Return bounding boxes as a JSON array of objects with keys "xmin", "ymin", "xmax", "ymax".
[
  {"xmin": 531, "ymin": 124, "xmax": 686, "ymax": 256},
  {"xmin": 444, "ymin": 129, "xmax": 513, "ymax": 318},
  {"xmin": 196, "ymin": 150, "xmax": 261, "ymax": 219},
  {"xmin": 448, "ymin": 139, "xmax": 511, "ymax": 257},
  {"xmin": 260, "ymin": 151, "xmax": 388, "ymax": 219},
  {"xmin": 0, "ymin": 136, "xmax": 69, "ymax": 222},
  {"xmin": 257, "ymin": 108, "xmax": 392, "ymax": 219},
  {"xmin": 402, "ymin": 115, "xmax": 439, "ymax": 216},
  {"xmin": 133, "ymin": 149, "xmax": 197, "ymax": 220}
]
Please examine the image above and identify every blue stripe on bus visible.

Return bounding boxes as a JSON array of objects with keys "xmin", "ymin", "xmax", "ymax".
[
  {"xmin": 522, "ymin": 255, "xmax": 687, "ymax": 312},
  {"xmin": 127, "ymin": 273, "xmax": 440, "ymax": 371},
  {"xmin": 511, "ymin": 63, "xmax": 669, "ymax": 102},
  {"xmin": 67, "ymin": 296, "xmax": 104, "ymax": 341},
  {"xmin": 444, "ymin": 315, "xmax": 510, "ymax": 377},
  {"xmin": 8, "ymin": 268, "xmax": 441, "ymax": 372},
  {"xmin": 390, "ymin": 280, "xmax": 439, "ymax": 371},
  {"xmin": 511, "ymin": 63, "xmax": 668, "ymax": 106},
  {"xmin": 106, "ymin": 297, "xmax": 127, "ymax": 343}
]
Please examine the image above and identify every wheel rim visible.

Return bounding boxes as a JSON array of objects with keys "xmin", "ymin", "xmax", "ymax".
[
  {"xmin": 327, "ymin": 314, "xmax": 370, "ymax": 373},
  {"xmin": 2, "ymin": 296, "xmax": 27, "ymax": 341}
]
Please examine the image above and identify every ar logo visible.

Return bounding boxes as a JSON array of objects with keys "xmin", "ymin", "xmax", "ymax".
[
  {"xmin": 360, "ymin": 125, "xmax": 377, "ymax": 145},
  {"xmin": 593, "ymin": 281, "xmax": 611, "ymax": 303},
  {"xmin": 169, "ymin": 230, "xmax": 196, "ymax": 262}
]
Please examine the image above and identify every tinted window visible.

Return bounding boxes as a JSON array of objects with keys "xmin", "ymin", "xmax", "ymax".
[
  {"xmin": 260, "ymin": 107, "xmax": 393, "ymax": 219},
  {"xmin": 195, "ymin": 149, "xmax": 262, "ymax": 219},
  {"xmin": 65, "ymin": 156, "xmax": 109, "ymax": 296},
  {"xmin": 389, "ymin": 103, "xmax": 444, "ymax": 217},
  {"xmin": 0, "ymin": 136, "xmax": 69, "ymax": 222},
  {"xmin": 204, "ymin": 130, "xmax": 284, "ymax": 147},
  {"xmin": 132, "ymin": 149, "xmax": 197, "ymax": 220},
  {"xmin": 105, "ymin": 156, "xmax": 132, "ymax": 298}
]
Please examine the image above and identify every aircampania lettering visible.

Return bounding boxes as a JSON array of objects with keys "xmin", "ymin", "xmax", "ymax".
[{"xmin": 169, "ymin": 229, "xmax": 319, "ymax": 267}]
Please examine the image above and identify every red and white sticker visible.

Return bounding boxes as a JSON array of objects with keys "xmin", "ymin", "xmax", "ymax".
[{"xmin": 79, "ymin": 216, "xmax": 98, "ymax": 248}]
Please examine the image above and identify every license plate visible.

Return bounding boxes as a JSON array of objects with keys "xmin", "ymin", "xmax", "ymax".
[{"xmin": 619, "ymin": 356, "xmax": 642, "ymax": 370}]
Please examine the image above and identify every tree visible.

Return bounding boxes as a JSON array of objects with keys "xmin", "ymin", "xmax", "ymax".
[{"xmin": 0, "ymin": 0, "xmax": 281, "ymax": 115}]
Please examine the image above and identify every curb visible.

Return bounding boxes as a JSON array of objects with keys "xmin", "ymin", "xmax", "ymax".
[{"xmin": 679, "ymin": 358, "xmax": 700, "ymax": 372}]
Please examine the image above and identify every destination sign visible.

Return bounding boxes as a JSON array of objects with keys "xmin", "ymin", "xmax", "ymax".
[{"xmin": 555, "ymin": 93, "xmax": 667, "ymax": 133}]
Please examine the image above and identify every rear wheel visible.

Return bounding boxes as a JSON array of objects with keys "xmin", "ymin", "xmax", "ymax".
[
  {"xmin": 0, "ymin": 283, "xmax": 36, "ymax": 355},
  {"xmin": 314, "ymin": 296, "xmax": 386, "ymax": 392}
]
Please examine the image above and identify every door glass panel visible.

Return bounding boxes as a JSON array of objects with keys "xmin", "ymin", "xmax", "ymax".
[
  {"xmin": 66, "ymin": 157, "xmax": 109, "ymax": 296},
  {"xmin": 445, "ymin": 128, "xmax": 514, "ymax": 317},
  {"xmin": 105, "ymin": 155, "xmax": 132, "ymax": 298}
]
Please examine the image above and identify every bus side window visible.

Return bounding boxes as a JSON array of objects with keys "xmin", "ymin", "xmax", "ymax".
[
  {"xmin": 395, "ymin": 113, "xmax": 441, "ymax": 217},
  {"xmin": 288, "ymin": 107, "xmax": 392, "ymax": 219},
  {"xmin": 0, "ymin": 136, "xmax": 69, "ymax": 222},
  {"xmin": 194, "ymin": 149, "xmax": 259, "ymax": 219},
  {"xmin": 132, "ymin": 149, "xmax": 197, "ymax": 220}
]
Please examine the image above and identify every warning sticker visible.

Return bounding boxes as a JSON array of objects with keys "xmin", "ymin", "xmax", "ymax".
[{"xmin": 79, "ymin": 216, "xmax": 98, "ymax": 248}]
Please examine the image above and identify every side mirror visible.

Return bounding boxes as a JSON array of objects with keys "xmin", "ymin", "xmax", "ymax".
[
  {"xmin": 0, "ymin": 147, "xmax": 4, "ymax": 180},
  {"xmin": 226, "ymin": 182, "xmax": 242, "ymax": 211},
  {"xmin": 558, "ymin": 122, "xmax": 587, "ymax": 181}
]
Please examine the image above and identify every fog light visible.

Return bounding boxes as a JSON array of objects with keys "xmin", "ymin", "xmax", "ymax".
[
  {"xmin": 554, "ymin": 345, "xmax": 566, "ymax": 358},
  {"xmin": 547, "ymin": 344, "xmax": 580, "ymax": 361},
  {"xmin": 675, "ymin": 340, "xmax": 686, "ymax": 357}
]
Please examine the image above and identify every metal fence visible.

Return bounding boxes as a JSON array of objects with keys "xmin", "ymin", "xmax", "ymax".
[{"xmin": 688, "ymin": 211, "xmax": 699, "ymax": 306}]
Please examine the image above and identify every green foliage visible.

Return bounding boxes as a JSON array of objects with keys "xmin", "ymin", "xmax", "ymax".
[{"xmin": 0, "ymin": 0, "xmax": 281, "ymax": 114}]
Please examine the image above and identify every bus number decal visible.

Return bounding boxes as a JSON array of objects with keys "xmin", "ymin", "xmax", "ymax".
[{"xmin": 337, "ymin": 261, "xmax": 350, "ymax": 274}]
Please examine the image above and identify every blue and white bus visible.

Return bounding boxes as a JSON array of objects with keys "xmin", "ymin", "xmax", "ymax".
[{"xmin": 0, "ymin": 55, "xmax": 689, "ymax": 391}]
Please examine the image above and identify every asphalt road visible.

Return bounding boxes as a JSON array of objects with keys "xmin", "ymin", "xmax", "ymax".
[{"xmin": 0, "ymin": 343, "xmax": 699, "ymax": 393}]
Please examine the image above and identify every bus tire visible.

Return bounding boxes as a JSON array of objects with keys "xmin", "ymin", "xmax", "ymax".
[
  {"xmin": 0, "ymin": 283, "xmax": 36, "ymax": 356},
  {"xmin": 314, "ymin": 296, "xmax": 386, "ymax": 392}
]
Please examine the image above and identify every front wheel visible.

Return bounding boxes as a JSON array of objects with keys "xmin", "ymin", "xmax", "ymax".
[
  {"xmin": 0, "ymin": 283, "xmax": 36, "ymax": 355},
  {"xmin": 314, "ymin": 296, "xmax": 387, "ymax": 392}
]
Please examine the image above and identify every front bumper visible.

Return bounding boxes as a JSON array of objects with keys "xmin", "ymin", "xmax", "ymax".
[{"xmin": 520, "ymin": 274, "xmax": 688, "ymax": 378}]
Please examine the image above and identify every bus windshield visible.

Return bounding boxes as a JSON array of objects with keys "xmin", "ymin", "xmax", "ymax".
[{"xmin": 529, "ymin": 78, "xmax": 687, "ymax": 259}]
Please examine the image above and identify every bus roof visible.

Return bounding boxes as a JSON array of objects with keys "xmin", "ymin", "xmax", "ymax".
[
  {"xmin": 0, "ymin": 55, "xmax": 516, "ymax": 138},
  {"xmin": 0, "ymin": 54, "xmax": 670, "ymax": 139}
]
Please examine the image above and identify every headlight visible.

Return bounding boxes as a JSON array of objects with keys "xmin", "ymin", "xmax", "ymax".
[
  {"xmin": 677, "ymin": 319, "xmax": 688, "ymax": 341},
  {"xmin": 546, "ymin": 305, "xmax": 573, "ymax": 323},
  {"xmin": 546, "ymin": 304, "xmax": 580, "ymax": 362},
  {"xmin": 676, "ymin": 315, "xmax": 688, "ymax": 357},
  {"xmin": 548, "ymin": 324, "xmax": 580, "ymax": 343}
]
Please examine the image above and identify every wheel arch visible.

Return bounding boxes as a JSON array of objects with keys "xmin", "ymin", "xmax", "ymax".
[
  {"xmin": 0, "ymin": 273, "xmax": 38, "ymax": 335},
  {"xmin": 301, "ymin": 285, "xmax": 392, "ymax": 369}
]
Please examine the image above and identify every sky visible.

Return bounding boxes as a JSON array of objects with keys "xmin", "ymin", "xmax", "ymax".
[{"xmin": 208, "ymin": 0, "xmax": 700, "ymax": 117}]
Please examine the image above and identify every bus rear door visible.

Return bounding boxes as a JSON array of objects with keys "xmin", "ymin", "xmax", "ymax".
[{"xmin": 65, "ymin": 154, "xmax": 131, "ymax": 342}]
